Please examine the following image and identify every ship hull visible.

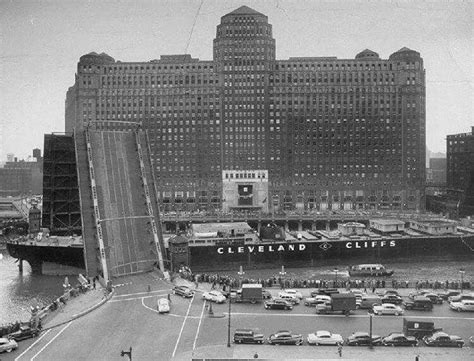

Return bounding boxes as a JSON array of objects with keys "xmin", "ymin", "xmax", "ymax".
[
  {"xmin": 6, "ymin": 241, "xmax": 85, "ymax": 274},
  {"xmin": 188, "ymin": 235, "xmax": 474, "ymax": 271}
]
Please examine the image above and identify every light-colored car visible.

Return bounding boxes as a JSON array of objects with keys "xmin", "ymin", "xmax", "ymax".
[
  {"xmin": 373, "ymin": 303, "xmax": 404, "ymax": 316},
  {"xmin": 202, "ymin": 290, "xmax": 226, "ymax": 303},
  {"xmin": 0, "ymin": 337, "xmax": 18, "ymax": 353},
  {"xmin": 157, "ymin": 298, "xmax": 170, "ymax": 313},
  {"xmin": 423, "ymin": 332, "xmax": 464, "ymax": 347},
  {"xmin": 449, "ymin": 299, "xmax": 474, "ymax": 312},
  {"xmin": 278, "ymin": 292, "xmax": 300, "ymax": 304},
  {"xmin": 304, "ymin": 294, "xmax": 331, "ymax": 306},
  {"xmin": 283, "ymin": 289, "xmax": 303, "ymax": 299},
  {"xmin": 307, "ymin": 330, "xmax": 343, "ymax": 345}
]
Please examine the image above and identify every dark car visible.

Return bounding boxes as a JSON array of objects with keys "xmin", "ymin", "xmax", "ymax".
[
  {"xmin": 310, "ymin": 288, "xmax": 339, "ymax": 297},
  {"xmin": 423, "ymin": 332, "xmax": 464, "ymax": 348},
  {"xmin": 267, "ymin": 330, "xmax": 303, "ymax": 345},
  {"xmin": 346, "ymin": 332, "xmax": 382, "ymax": 346},
  {"xmin": 264, "ymin": 298, "xmax": 293, "ymax": 310},
  {"xmin": 381, "ymin": 294, "xmax": 403, "ymax": 305},
  {"xmin": 8, "ymin": 325, "xmax": 39, "ymax": 341},
  {"xmin": 173, "ymin": 285, "xmax": 194, "ymax": 298},
  {"xmin": 233, "ymin": 329, "xmax": 265, "ymax": 344},
  {"xmin": 382, "ymin": 333, "xmax": 418, "ymax": 346},
  {"xmin": 403, "ymin": 296, "xmax": 433, "ymax": 311},
  {"xmin": 423, "ymin": 293, "xmax": 443, "ymax": 305}
]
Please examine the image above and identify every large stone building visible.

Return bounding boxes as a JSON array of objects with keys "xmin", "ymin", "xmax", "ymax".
[
  {"xmin": 446, "ymin": 126, "xmax": 474, "ymax": 216},
  {"xmin": 65, "ymin": 6, "xmax": 426, "ymax": 213},
  {"xmin": 0, "ymin": 150, "xmax": 43, "ymax": 197}
]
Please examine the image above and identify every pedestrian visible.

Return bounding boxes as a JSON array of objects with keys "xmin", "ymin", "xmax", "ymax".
[
  {"xmin": 93, "ymin": 278, "xmax": 96, "ymax": 289},
  {"xmin": 415, "ymin": 355, "xmax": 420, "ymax": 361},
  {"xmin": 337, "ymin": 343, "xmax": 342, "ymax": 357}
]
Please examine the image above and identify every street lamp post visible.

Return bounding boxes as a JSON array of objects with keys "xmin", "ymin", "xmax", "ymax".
[
  {"xmin": 227, "ymin": 293, "xmax": 231, "ymax": 347},
  {"xmin": 369, "ymin": 312, "xmax": 373, "ymax": 349},
  {"xmin": 460, "ymin": 269, "xmax": 465, "ymax": 293},
  {"xmin": 279, "ymin": 265, "xmax": 286, "ymax": 289}
]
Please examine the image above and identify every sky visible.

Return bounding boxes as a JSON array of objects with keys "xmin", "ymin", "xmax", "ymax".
[{"xmin": 0, "ymin": 0, "xmax": 472, "ymax": 161}]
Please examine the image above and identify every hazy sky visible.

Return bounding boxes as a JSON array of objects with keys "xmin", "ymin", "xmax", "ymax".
[{"xmin": 0, "ymin": 0, "xmax": 472, "ymax": 161}]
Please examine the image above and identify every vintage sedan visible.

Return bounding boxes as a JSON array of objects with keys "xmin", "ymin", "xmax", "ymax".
[
  {"xmin": 346, "ymin": 332, "xmax": 382, "ymax": 346},
  {"xmin": 0, "ymin": 337, "xmax": 18, "ymax": 353},
  {"xmin": 449, "ymin": 299, "xmax": 474, "ymax": 312},
  {"xmin": 264, "ymin": 298, "xmax": 293, "ymax": 310},
  {"xmin": 202, "ymin": 290, "xmax": 226, "ymax": 303},
  {"xmin": 268, "ymin": 330, "xmax": 303, "ymax": 345},
  {"xmin": 381, "ymin": 294, "xmax": 403, "ymax": 305},
  {"xmin": 437, "ymin": 290, "xmax": 460, "ymax": 300},
  {"xmin": 382, "ymin": 333, "xmax": 418, "ymax": 346},
  {"xmin": 423, "ymin": 332, "xmax": 464, "ymax": 348},
  {"xmin": 304, "ymin": 295, "xmax": 331, "ymax": 306},
  {"xmin": 310, "ymin": 288, "xmax": 339, "ymax": 297},
  {"xmin": 262, "ymin": 289, "xmax": 272, "ymax": 299},
  {"xmin": 157, "ymin": 298, "xmax": 170, "ymax": 313},
  {"xmin": 283, "ymin": 289, "xmax": 303, "ymax": 299},
  {"xmin": 373, "ymin": 303, "xmax": 404, "ymax": 316},
  {"xmin": 307, "ymin": 330, "xmax": 343, "ymax": 345},
  {"xmin": 173, "ymin": 285, "xmax": 194, "ymax": 298},
  {"xmin": 8, "ymin": 325, "xmax": 39, "ymax": 341}
]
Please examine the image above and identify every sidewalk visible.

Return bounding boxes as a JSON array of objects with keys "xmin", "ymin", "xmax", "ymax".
[{"xmin": 40, "ymin": 286, "xmax": 112, "ymax": 331}]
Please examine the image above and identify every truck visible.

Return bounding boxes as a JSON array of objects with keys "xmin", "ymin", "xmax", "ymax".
[
  {"xmin": 315, "ymin": 293, "xmax": 356, "ymax": 315},
  {"xmin": 403, "ymin": 318, "xmax": 442, "ymax": 339},
  {"xmin": 234, "ymin": 284, "xmax": 263, "ymax": 304}
]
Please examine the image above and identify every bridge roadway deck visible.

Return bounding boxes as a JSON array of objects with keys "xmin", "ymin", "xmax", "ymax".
[{"xmin": 6, "ymin": 272, "xmax": 474, "ymax": 361}]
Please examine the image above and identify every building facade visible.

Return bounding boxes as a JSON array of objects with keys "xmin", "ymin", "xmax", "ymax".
[
  {"xmin": 65, "ymin": 6, "xmax": 426, "ymax": 213},
  {"xmin": 0, "ymin": 150, "xmax": 43, "ymax": 197}
]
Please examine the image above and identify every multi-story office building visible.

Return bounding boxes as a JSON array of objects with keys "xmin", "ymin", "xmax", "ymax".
[
  {"xmin": 0, "ymin": 150, "xmax": 43, "ymax": 197},
  {"xmin": 65, "ymin": 5, "xmax": 426, "ymax": 212},
  {"xmin": 447, "ymin": 127, "xmax": 474, "ymax": 192}
]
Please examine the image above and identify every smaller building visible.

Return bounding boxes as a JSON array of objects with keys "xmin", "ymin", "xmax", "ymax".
[
  {"xmin": 369, "ymin": 219, "xmax": 405, "ymax": 233},
  {"xmin": 409, "ymin": 219, "xmax": 457, "ymax": 235},
  {"xmin": 338, "ymin": 222, "xmax": 366, "ymax": 236}
]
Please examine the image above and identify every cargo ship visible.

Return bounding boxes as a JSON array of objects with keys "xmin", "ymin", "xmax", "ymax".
[{"xmin": 6, "ymin": 217, "xmax": 474, "ymax": 274}]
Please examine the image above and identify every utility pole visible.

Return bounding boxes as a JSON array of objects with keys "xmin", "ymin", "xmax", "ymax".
[{"xmin": 227, "ymin": 293, "xmax": 231, "ymax": 347}]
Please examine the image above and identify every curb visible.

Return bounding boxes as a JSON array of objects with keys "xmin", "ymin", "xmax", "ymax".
[{"xmin": 41, "ymin": 289, "xmax": 115, "ymax": 332}]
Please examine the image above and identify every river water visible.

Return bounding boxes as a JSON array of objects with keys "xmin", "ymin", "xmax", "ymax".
[{"xmin": 0, "ymin": 252, "xmax": 64, "ymax": 325}]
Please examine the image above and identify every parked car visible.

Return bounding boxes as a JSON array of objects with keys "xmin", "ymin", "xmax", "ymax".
[
  {"xmin": 311, "ymin": 288, "xmax": 339, "ymax": 297},
  {"xmin": 268, "ymin": 330, "xmax": 303, "ymax": 345},
  {"xmin": 307, "ymin": 330, "xmax": 343, "ymax": 345},
  {"xmin": 304, "ymin": 295, "xmax": 332, "ymax": 306},
  {"xmin": 157, "ymin": 298, "xmax": 170, "ymax": 313},
  {"xmin": 0, "ymin": 337, "xmax": 18, "ymax": 353},
  {"xmin": 357, "ymin": 295, "xmax": 382, "ymax": 309},
  {"xmin": 233, "ymin": 329, "xmax": 265, "ymax": 344},
  {"xmin": 173, "ymin": 285, "xmax": 194, "ymax": 298},
  {"xmin": 262, "ymin": 289, "xmax": 272, "ymax": 299},
  {"xmin": 202, "ymin": 290, "xmax": 226, "ymax": 303},
  {"xmin": 449, "ymin": 299, "xmax": 474, "ymax": 312},
  {"xmin": 423, "ymin": 332, "xmax": 464, "ymax": 348},
  {"xmin": 381, "ymin": 294, "xmax": 403, "ymax": 305},
  {"xmin": 382, "ymin": 333, "xmax": 418, "ymax": 346},
  {"xmin": 437, "ymin": 290, "xmax": 460, "ymax": 300},
  {"xmin": 422, "ymin": 292, "xmax": 443, "ymax": 305},
  {"xmin": 278, "ymin": 292, "xmax": 300, "ymax": 304},
  {"xmin": 403, "ymin": 296, "xmax": 433, "ymax": 311},
  {"xmin": 283, "ymin": 289, "xmax": 303, "ymax": 299},
  {"xmin": 8, "ymin": 325, "xmax": 39, "ymax": 341},
  {"xmin": 346, "ymin": 332, "xmax": 382, "ymax": 346},
  {"xmin": 448, "ymin": 292, "xmax": 474, "ymax": 303},
  {"xmin": 264, "ymin": 298, "xmax": 293, "ymax": 310},
  {"xmin": 373, "ymin": 303, "xmax": 404, "ymax": 316}
]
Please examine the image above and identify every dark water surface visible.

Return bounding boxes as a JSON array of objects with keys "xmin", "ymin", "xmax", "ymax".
[{"xmin": 0, "ymin": 253, "xmax": 64, "ymax": 324}]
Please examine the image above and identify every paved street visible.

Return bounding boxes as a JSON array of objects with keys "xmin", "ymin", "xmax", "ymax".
[{"xmin": 4, "ymin": 272, "xmax": 474, "ymax": 361}]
